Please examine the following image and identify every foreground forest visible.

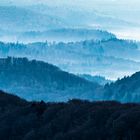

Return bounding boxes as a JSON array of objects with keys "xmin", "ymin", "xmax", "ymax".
[{"xmin": 0, "ymin": 90, "xmax": 140, "ymax": 140}]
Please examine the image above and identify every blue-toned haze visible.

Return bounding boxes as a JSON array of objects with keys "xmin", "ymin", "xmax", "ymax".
[
  {"xmin": 0, "ymin": 0, "xmax": 140, "ymax": 80},
  {"xmin": 1, "ymin": 2, "xmax": 140, "ymax": 138},
  {"xmin": 0, "ymin": 0, "xmax": 140, "ymax": 102},
  {"xmin": 0, "ymin": 0, "xmax": 140, "ymax": 40}
]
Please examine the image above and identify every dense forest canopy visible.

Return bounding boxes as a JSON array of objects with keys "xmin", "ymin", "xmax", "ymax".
[
  {"xmin": 0, "ymin": 57, "xmax": 100, "ymax": 101},
  {"xmin": 0, "ymin": 90, "xmax": 140, "ymax": 140},
  {"xmin": 0, "ymin": 57, "xmax": 140, "ymax": 103}
]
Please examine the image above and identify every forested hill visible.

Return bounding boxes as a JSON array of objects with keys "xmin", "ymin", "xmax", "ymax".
[
  {"xmin": 0, "ymin": 57, "xmax": 100, "ymax": 101},
  {"xmin": 18, "ymin": 28, "xmax": 116, "ymax": 42},
  {"xmin": 103, "ymin": 72, "xmax": 140, "ymax": 102},
  {"xmin": 0, "ymin": 38, "xmax": 139, "ymax": 80},
  {"xmin": 0, "ymin": 90, "xmax": 140, "ymax": 140},
  {"xmin": 1, "ymin": 57, "xmax": 140, "ymax": 103}
]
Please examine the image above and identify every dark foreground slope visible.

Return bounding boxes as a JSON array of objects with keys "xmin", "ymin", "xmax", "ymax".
[{"xmin": 0, "ymin": 90, "xmax": 140, "ymax": 140}]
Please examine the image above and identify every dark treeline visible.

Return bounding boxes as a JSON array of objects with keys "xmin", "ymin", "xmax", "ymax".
[
  {"xmin": 0, "ymin": 57, "xmax": 100, "ymax": 101},
  {"xmin": 0, "ymin": 90, "xmax": 140, "ymax": 140}
]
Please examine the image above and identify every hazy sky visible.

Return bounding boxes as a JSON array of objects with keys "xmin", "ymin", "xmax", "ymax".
[
  {"xmin": 0, "ymin": 0, "xmax": 140, "ymax": 7},
  {"xmin": 0, "ymin": 0, "xmax": 140, "ymax": 40}
]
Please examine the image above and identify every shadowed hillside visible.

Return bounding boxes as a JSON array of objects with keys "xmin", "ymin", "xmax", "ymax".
[
  {"xmin": 0, "ymin": 57, "xmax": 100, "ymax": 101},
  {"xmin": 0, "ymin": 90, "xmax": 140, "ymax": 140},
  {"xmin": 1, "ymin": 57, "xmax": 140, "ymax": 103}
]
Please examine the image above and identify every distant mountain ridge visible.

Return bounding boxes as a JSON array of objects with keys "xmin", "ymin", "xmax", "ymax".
[
  {"xmin": 78, "ymin": 74, "xmax": 111, "ymax": 85},
  {"xmin": 17, "ymin": 28, "xmax": 116, "ymax": 42},
  {"xmin": 0, "ymin": 5, "xmax": 136, "ymax": 43},
  {"xmin": 0, "ymin": 38, "xmax": 139, "ymax": 79}
]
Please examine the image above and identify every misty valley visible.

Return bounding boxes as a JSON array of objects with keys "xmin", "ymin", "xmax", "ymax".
[
  {"xmin": 0, "ymin": 1, "xmax": 140, "ymax": 140},
  {"xmin": 0, "ymin": 37, "xmax": 140, "ymax": 80}
]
